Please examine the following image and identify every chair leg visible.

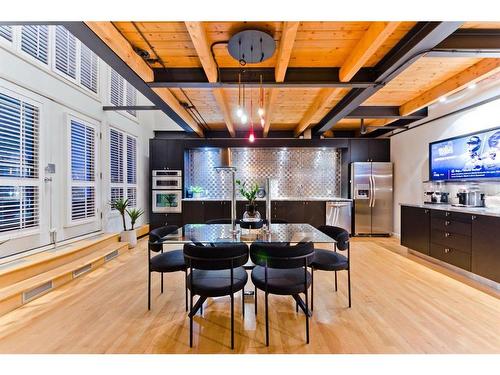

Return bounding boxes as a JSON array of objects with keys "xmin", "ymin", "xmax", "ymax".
[
  {"xmin": 231, "ymin": 293, "xmax": 235, "ymax": 350},
  {"xmin": 296, "ymin": 300, "xmax": 298, "ymax": 313},
  {"xmin": 254, "ymin": 285, "xmax": 257, "ymax": 314},
  {"xmin": 161, "ymin": 273, "xmax": 164, "ymax": 294},
  {"xmin": 189, "ymin": 291, "xmax": 193, "ymax": 348},
  {"xmin": 242, "ymin": 290, "xmax": 245, "ymax": 318},
  {"xmin": 311, "ymin": 268, "xmax": 314, "ymax": 311},
  {"xmin": 148, "ymin": 271, "xmax": 151, "ymax": 310},
  {"xmin": 265, "ymin": 292, "xmax": 269, "ymax": 346},
  {"xmin": 184, "ymin": 271, "xmax": 188, "ymax": 312},
  {"xmin": 348, "ymin": 268, "xmax": 351, "ymax": 308},
  {"xmin": 305, "ymin": 288, "xmax": 309, "ymax": 344},
  {"xmin": 200, "ymin": 301, "xmax": 203, "ymax": 315},
  {"xmin": 334, "ymin": 271, "xmax": 338, "ymax": 292}
]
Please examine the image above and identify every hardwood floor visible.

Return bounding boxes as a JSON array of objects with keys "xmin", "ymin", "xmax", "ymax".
[{"xmin": 0, "ymin": 237, "xmax": 498, "ymax": 354}]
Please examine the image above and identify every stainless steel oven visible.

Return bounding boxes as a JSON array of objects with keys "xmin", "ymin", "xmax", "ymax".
[
  {"xmin": 152, "ymin": 176, "xmax": 182, "ymax": 190},
  {"xmin": 152, "ymin": 190, "xmax": 182, "ymax": 213},
  {"xmin": 153, "ymin": 170, "xmax": 182, "ymax": 177}
]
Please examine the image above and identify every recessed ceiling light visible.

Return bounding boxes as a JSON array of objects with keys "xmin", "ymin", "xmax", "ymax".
[
  {"xmin": 439, "ymin": 96, "xmax": 447, "ymax": 103},
  {"xmin": 468, "ymin": 83, "xmax": 477, "ymax": 90}
]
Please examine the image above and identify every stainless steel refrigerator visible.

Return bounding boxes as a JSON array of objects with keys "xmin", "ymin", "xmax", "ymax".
[{"xmin": 351, "ymin": 162, "xmax": 393, "ymax": 236}]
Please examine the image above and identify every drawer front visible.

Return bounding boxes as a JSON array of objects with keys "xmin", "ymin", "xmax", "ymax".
[
  {"xmin": 431, "ymin": 229, "xmax": 471, "ymax": 253},
  {"xmin": 430, "ymin": 243, "xmax": 471, "ymax": 271},
  {"xmin": 430, "ymin": 210, "xmax": 472, "ymax": 223},
  {"xmin": 430, "ymin": 217, "xmax": 471, "ymax": 236}
]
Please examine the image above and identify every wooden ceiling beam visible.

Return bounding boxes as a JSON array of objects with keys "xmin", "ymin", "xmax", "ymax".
[
  {"xmin": 339, "ymin": 22, "xmax": 401, "ymax": 82},
  {"xmin": 152, "ymin": 88, "xmax": 204, "ymax": 137},
  {"xmin": 265, "ymin": 22, "xmax": 299, "ymax": 137},
  {"xmin": 294, "ymin": 88, "xmax": 344, "ymax": 137},
  {"xmin": 400, "ymin": 58, "xmax": 500, "ymax": 116},
  {"xmin": 85, "ymin": 22, "xmax": 154, "ymax": 82},
  {"xmin": 185, "ymin": 22, "xmax": 236, "ymax": 137},
  {"xmin": 275, "ymin": 22, "xmax": 300, "ymax": 82}
]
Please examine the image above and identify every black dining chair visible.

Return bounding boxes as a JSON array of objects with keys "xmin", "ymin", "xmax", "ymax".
[
  {"xmin": 250, "ymin": 241, "xmax": 315, "ymax": 346},
  {"xmin": 148, "ymin": 225, "xmax": 188, "ymax": 311},
  {"xmin": 184, "ymin": 242, "xmax": 249, "ymax": 349},
  {"xmin": 310, "ymin": 225, "xmax": 351, "ymax": 309}
]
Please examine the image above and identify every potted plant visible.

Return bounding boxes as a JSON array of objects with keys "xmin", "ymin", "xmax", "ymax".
[
  {"xmin": 125, "ymin": 207, "xmax": 145, "ymax": 248},
  {"xmin": 191, "ymin": 185, "xmax": 204, "ymax": 199},
  {"xmin": 109, "ymin": 198, "xmax": 144, "ymax": 249},
  {"xmin": 236, "ymin": 180, "xmax": 261, "ymax": 220}
]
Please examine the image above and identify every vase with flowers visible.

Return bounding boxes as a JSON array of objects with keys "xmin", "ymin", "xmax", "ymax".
[{"xmin": 236, "ymin": 180, "xmax": 261, "ymax": 221}]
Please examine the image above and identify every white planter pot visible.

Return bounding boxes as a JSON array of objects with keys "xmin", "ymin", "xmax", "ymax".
[
  {"xmin": 121, "ymin": 229, "xmax": 137, "ymax": 248},
  {"xmin": 192, "ymin": 192, "xmax": 202, "ymax": 199}
]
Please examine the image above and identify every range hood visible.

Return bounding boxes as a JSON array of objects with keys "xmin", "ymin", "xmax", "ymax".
[{"xmin": 215, "ymin": 147, "xmax": 236, "ymax": 170}]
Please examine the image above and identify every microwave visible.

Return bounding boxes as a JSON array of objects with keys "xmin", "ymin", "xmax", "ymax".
[
  {"xmin": 153, "ymin": 170, "xmax": 182, "ymax": 177},
  {"xmin": 152, "ymin": 176, "xmax": 182, "ymax": 190},
  {"xmin": 152, "ymin": 190, "xmax": 182, "ymax": 213}
]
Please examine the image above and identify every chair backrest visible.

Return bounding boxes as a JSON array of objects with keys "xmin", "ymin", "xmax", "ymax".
[
  {"xmin": 183, "ymin": 242, "xmax": 249, "ymax": 270},
  {"xmin": 250, "ymin": 242, "xmax": 314, "ymax": 269},
  {"xmin": 317, "ymin": 225, "xmax": 349, "ymax": 250},
  {"xmin": 148, "ymin": 225, "xmax": 179, "ymax": 252},
  {"xmin": 205, "ymin": 218, "xmax": 232, "ymax": 224}
]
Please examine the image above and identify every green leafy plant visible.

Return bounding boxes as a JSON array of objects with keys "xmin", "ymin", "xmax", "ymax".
[
  {"xmin": 127, "ymin": 208, "xmax": 145, "ymax": 230},
  {"xmin": 110, "ymin": 198, "xmax": 129, "ymax": 232},
  {"xmin": 235, "ymin": 180, "xmax": 259, "ymax": 204},
  {"xmin": 190, "ymin": 185, "xmax": 204, "ymax": 194}
]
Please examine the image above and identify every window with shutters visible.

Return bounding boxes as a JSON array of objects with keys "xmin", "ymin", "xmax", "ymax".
[
  {"xmin": 109, "ymin": 69, "xmax": 137, "ymax": 118},
  {"xmin": 20, "ymin": 25, "xmax": 49, "ymax": 64},
  {"xmin": 80, "ymin": 44, "xmax": 99, "ymax": 93},
  {"xmin": 110, "ymin": 128, "xmax": 137, "ymax": 210},
  {"xmin": 69, "ymin": 118, "xmax": 96, "ymax": 222},
  {"xmin": 54, "ymin": 25, "xmax": 77, "ymax": 80},
  {"xmin": 0, "ymin": 25, "xmax": 13, "ymax": 42},
  {"xmin": 0, "ymin": 90, "xmax": 40, "ymax": 235}
]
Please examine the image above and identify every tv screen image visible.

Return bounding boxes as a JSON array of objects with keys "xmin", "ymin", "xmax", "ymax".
[{"xmin": 430, "ymin": 127, "xmax": 500, "ymax": 181}]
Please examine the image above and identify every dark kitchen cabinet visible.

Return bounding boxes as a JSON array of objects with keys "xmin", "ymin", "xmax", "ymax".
[
  {"xmin": 204, "ymin": 201, "xmax": 231, "ymax": 222},
  {"xmin": 182, "ymin": 201, "xmax": 205, "ymax": 224},
  {"xmin": 303, "ymin": 201, "xmax": 326, "ymax": 227},
  {"xmin": 350, "ymin": 139, "xmax": 390, "ymax": 162},
  {"xmin": 401, "ymin": 206, "xmax": 430, "ymax": 255},
  {"xmin": 471, "ymin": 214, "xmax": 500, "ymax": 283},
  {"xmin": 151, "ymin": 140, "xmax": 184, "ymax": 170},
  {"xmin": 271, "ymin": 201, "xmax": 304, "ymax": 223}
]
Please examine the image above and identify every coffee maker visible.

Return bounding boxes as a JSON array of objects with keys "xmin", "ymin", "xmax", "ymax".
[
  {"xmin": 456, "ymin": 190, "xmax": 485, "ymax": 207},
  {"xmin": 424, "ymin": 191, "xmax": 449, "ymax": 204}
]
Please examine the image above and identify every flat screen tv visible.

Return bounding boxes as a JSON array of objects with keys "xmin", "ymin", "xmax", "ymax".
[{"xmin": 429, "ymin": 127, "xmax": 500, "ymax": 181}]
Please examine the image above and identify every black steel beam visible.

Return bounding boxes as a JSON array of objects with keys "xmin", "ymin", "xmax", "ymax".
[
  {"xmin": 312, "ymin": 22, "xmax": 463, "ymax": 135},
  {"xmin": 428, "ymin": 29, "xmax": 500, "ymax": 57},
  {"xmin": 346, "ymin": 106, "xmax": 428, "ymax": 119},
  {"xmin": 362, "ymin": 118, "xmax": 420, "ymax": 138},
  {"xmin": 150, "ymin": 67, "xmax": 378, "ymax": 88},
  {"xmin": 103, "ymin": 105, "xmax": 159, "ymax": 111},
  {"xmin": 61, "ymin": 22, "xmax": 201, "ymax": 135}
]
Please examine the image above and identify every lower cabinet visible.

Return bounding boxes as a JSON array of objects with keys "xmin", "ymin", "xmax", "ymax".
[
  {"xmin": 400, "ymin": 206, "xmax": 430, "ymax": 255},
  {"xmin": 401, "ymin": 205, "xmax": 500, "ymax": 283},
  {"xmin": 271, "ymin": 201, "xmax": 326, "ymax": 226},
  {"xmin": 182, "ymin": 201, "xmax": 205, "ymax": 224},
  {"xmin": 471, "ymin": 214, "xmax": 500, "ymax": 283}
]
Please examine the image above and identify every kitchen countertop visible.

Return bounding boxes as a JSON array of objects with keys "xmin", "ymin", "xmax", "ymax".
[
  {"xmin": 183, "ymin": 197, "xmax": 352, "ymax": 202},
  {"xmin": 400, "ymin": 203, "xmax": 500, "ymax": 218}
]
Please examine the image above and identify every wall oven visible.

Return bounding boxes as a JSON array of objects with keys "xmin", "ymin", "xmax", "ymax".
[
  {"xmin": 152, "ymin": 190, "xmax": 182, "ymax": 213},
  {"xmin": 152, "ymin": 170, "xmax": 183, "ymax": 213}
]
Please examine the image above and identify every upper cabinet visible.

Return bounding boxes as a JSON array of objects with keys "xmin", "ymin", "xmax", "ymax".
[
  {"xmin": 350, "ymin": 139, "xmax": 390, "ymax": 162},
  {"xmin": 150, "ymin": 139, "xmax": 184, "ymax": 170}
]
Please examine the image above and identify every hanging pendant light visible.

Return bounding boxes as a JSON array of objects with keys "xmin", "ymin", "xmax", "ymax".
[
  {"xmin": 236, "ymin": 72, "xmax": 243, "ymax": 118},
  {"xmin": 258, "ymin": 74, "xmax": 264, "ymax": 117},
  {"xmin": 248, "ymin": 87, "xmax": 255, "ymax": 143}
]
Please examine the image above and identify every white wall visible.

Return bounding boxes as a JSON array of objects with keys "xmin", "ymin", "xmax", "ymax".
[
  {"xmin": 391, "ymin": 76, "xmax": 500, "ymax": 235},
  {"xmin": 0, "ymin": 31, "xmax": 173, "ymax": 257}
]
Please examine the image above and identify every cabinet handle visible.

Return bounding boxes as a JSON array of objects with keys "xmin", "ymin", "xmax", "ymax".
[
  {"xmin": 445, "ymin": 220, "xmax": 450, "ymax": 226},
  {"xmin": 445, "ymin": 212, "xmax": 451, "ymax": 217},
  {"xmin": 472, "ymin": 215, "xmax": 477, "ymax": 221},
  {"xmin": 444, "ymin": 248, "xmax": 451, "ymax": 254},
  {"xmin": 445, "ymin": 232, "xmax": 451, "ymax": 237},
  {"xmin": 424, "ymin": 209, "xmax": 429, "ymax": 214}
]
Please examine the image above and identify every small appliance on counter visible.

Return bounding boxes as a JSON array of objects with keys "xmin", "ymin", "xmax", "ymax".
[
  {"xmin": 454, "ymin": 189, "xmax": 485, "ymax": 207},
  {"xmin": 424, "ymin": 191, "xmax": 449, "ymax": 204}
]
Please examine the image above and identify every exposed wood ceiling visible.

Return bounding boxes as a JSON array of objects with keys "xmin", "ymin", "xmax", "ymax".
[{"xmin": 98, "ymin": 21, "xmax": 500, "ymax": 135}]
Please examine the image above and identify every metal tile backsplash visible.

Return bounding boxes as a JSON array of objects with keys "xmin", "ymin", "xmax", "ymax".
[{"xmin": 185, "ymin": 147, "xmax": 342, "ymax": 199}]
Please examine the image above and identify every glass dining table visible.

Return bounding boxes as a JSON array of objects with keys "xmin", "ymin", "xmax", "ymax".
[{"xmin": 152, "ymin": 223, "xmax": 336, "ymax": 245}]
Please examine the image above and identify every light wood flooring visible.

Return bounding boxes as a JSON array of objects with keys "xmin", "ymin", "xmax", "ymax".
[{"xmin": 0, "ymin": 237, "xmax": 498, "ymax": 354}]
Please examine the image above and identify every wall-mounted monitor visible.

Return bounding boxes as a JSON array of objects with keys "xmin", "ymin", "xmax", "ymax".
[{"xmin": 429, "ymin": 127, "xmax": 500, "ymax": 181}]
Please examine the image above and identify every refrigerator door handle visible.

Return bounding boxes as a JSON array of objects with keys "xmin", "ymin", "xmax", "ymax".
[
  {"xmin": 368, "ymin": 175, "xmax": 374, "ymax": 207},
  {"xmin": 371, "ymin": 174, "xmax": 376, "ymax": 208}
]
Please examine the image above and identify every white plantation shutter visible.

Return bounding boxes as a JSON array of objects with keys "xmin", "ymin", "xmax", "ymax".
[
  {"xmin": 54, "ymin": 26, "xmax": 77, "ymax": 79},
  {"xmin": 125, "ymin": 82, "xmax": 137, "ymax": 116},
  {"xmin": 110, "ymin": 129, "xmax": 123, "ymax": 184},
  {"xmin": 127, "ymin": 187, "xmax": 137, "ymax": 207},
  {"xmin": 110, "ymin": 129, "xmax": 137, "ymax": 208},
  {"xmin": 80, "ymin": 44, "xmax": 99, "ymax": 93},
  {"xmin": 0, "ymin": 91, "xmax": 40, "ymax": 234},
  {"xmin": 20, "ymin": 25, "xmax": 49, "ymax": 64},
  {"xmin": 110, "ymin": 69, "xmax": 124, "ymax": 107},
  {"xmin": 0, "ymin": 25, "xmax": 13, "ymax": 42},
  {"xmin": 70, "ymin": 119, "xmax": 96, "ymax": 221},
  {"xmin": 126, "ymin": 136, "xmax": 137, "ymax": 185}
]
